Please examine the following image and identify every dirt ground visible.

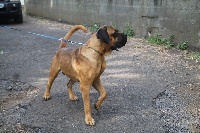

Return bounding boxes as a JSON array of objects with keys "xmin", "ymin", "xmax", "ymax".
[{"xmin": 0, "ymin": 14, "xmax": 200, "ymax": 133}]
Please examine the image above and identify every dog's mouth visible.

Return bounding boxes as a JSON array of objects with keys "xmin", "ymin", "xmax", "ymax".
[{"xmin": 111, "ymin": 33, "xmax": 127, "ymax": 51}]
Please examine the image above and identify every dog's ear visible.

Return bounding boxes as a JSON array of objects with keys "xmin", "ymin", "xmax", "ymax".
[{"xmin": 96, "ymin": 27, "xmax": 110, "ymax": 44}]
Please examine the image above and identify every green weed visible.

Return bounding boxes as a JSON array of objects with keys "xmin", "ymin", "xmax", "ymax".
[
  {"xmin": 146, "ymin": 34, "xmax": 175, "ymax": 48},
  {"xmin": 190, "ymin": 52, "xmax": 200, "ymax": 60},
  {"xmin": 177, "ymin": 41, "xmax": 189, "ymax": 50},
  {"xmin": 147, "ymin": 34, "xmax": 189, "ymax": 50},
  {"xmin": 123, "ymin": 23, "xmax": 134, "ymax": 38}
]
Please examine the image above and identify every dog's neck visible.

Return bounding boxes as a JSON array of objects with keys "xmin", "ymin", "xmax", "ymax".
[
  {"xmin": 86, "ymin": 46, "xmax": 103, "ymax": 56},
  {"xmin": 80, "ymin": 35, "xmax": 106, "ymax": 62},
  {"xmin": 87, "ymin": 34, "xmax": 112, "ymax": 55}
]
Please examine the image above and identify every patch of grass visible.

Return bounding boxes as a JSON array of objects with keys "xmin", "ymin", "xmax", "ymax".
[
  {"xmin": 123, "ymin": 23, "xmax": 134, "ymax": 38},
  {"xmin": 190, "ymin": 52, "xmax": 200, "ymax": 61},
  {"xmin": 185, "ymin": 51, "xmax": 200, "ymax": 62},
  {"xmin": 146, "ymin": 34, "xmax": 175, "ymax": 49},
  {"xmin": 167, "ymin": 34, "xmax": 175, "ymax": 47},
  {"xmin": 193, "ymin": 52, "xmax": 200, "ymax": 60},
  {"xmin": 177, "ymin": 41, "xmax": 189, "ymax": 50},
  {"xmin": 146, "ymin": 34, "xmax": 190, "ymax": 51},
  {"xmin": 146, "ymin": 34, "xmax": 161, "ymax": 44}
]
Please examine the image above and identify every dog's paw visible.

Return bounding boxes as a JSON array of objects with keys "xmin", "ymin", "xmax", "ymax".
[
  {"xmin": 94, "ymin": 103, "xmax": 100, "ymax": 110},
  {"xmin": 43, "ymin": 94, "xmax": 51, "ymax": 101},
  {"xmin": 85, "ymin": 117, "xmax": 95, "ymax": 126},
  {"xmin": 69, "ymin": 95, "xmax": 79, "ymax": 101}
]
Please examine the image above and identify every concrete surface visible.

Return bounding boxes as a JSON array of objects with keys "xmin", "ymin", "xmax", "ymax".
[
  {"xmin": 0, "ymin": 14, "xmax": 200, "ymax": 133},
  {"xmin": 24, "ymin": 0, "xmax": 200, "ymax": 51}
]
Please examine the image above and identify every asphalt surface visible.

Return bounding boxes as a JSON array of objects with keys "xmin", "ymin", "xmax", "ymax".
[{"xmin": 0, "ymin": 14, "xmax": 200, "ymax": 133}]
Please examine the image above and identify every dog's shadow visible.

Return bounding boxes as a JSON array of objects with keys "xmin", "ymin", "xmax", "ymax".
[{"xmin": 53, "ymin": 90, "xmax": 123, "ymax": 116}]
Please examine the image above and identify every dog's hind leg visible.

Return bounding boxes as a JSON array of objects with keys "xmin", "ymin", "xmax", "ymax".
[
  {"xmin": 67, "ymin": 79, "xmax": 78, "ymax": 101},
  {"xmin": 92, "ymin": 77, "xmax": 107, "ymax": 110},
  {"xmin": 43, "ymin": 56, "xmax": 60, "ymax": 100}
]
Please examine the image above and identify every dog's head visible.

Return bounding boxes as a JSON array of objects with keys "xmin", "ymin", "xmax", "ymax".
[{"xmin": 96, "ymin": 26, "xmax": 127, "ymax": 55}]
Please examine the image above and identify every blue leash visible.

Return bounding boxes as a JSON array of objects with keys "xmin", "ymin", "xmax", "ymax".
[{"xmin": 0, "ymin": 25, "xmax": 84, "ymax": 45}]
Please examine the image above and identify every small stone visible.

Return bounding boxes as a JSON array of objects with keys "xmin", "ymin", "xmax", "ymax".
[{"xmin": 6, "ymin": 86, "xmax": 12, "ymax": 91}]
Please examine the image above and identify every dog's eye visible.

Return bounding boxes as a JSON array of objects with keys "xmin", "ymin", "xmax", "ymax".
[{"xmin": 112, "ymin": 32, "xmax": 118, "ymax": 38}]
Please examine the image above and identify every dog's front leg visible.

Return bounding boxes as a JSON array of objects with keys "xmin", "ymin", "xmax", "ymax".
[
  {"xmin": 80, "ymin": 83, "xmax": 95, "ymax": 125},
  {"xmin": 92, "ymin": 77, "xmax": 107, "ymax": 110}
]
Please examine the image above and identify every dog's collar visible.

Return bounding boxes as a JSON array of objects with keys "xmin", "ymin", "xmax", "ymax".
[{"xmin": 86, "ymin": 46, "xmax": 103, "ymax": 56}]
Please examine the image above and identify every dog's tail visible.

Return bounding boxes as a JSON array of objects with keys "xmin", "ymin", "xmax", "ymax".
[{"xmin": 59, "ymin": 25, "xmax": 87, "ymax": 49}]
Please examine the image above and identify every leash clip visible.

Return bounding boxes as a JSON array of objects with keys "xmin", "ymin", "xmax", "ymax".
[{"xmin": 59, "ymin": 38, "xmax": 64, "ymax": 42}]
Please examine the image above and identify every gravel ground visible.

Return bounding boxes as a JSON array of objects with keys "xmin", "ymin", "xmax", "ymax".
[
  {"xmin": 154, "ymin": 82, "xmax": 200, "ymax": 133},
  {"xmin": 0, "ymin": 13, "xmax": 200, "ymax": 133}
]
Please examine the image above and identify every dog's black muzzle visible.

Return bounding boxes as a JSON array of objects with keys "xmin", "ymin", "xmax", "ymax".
[{"xmin": 111, "ymin": 33, "xmax": 127, "ymax": 51}]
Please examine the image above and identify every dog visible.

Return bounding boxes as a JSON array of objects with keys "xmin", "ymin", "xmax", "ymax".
[{"xmin": 43, "ymin": 25, "xmax": 127, "ymax": 125}]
